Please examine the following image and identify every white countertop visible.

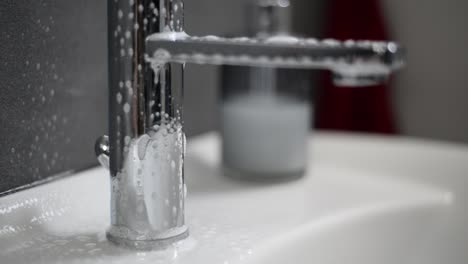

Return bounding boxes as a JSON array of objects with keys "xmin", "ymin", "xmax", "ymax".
[{"xmin": 1, "ymin": 132, "xmax": 467, "ymax": 264}]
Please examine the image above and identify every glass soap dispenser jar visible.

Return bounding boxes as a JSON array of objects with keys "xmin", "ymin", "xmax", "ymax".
[{"xmin": 220, "ymin": 0, "xmax": 312, "ymax": 180}]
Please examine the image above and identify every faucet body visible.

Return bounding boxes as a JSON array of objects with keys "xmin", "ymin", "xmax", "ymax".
[
  {"xmin": 97, "ymin": 0, "xmax": 188, "ymax": 249},
  {"xmin": 96, "ymin": 0, "xmax": 404, "ymax": 250}
]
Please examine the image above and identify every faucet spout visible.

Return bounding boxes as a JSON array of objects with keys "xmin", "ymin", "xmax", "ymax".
[{"xmin": 146, "ymin": 34, "xmax": 404, "ymax": 86}]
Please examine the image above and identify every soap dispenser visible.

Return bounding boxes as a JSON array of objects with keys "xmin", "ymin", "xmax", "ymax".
[{"xmin": 220, "ymin": 0, "xmax": 312, "ymax": 180}]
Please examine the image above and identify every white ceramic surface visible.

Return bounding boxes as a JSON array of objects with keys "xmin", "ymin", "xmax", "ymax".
[{"xmin": 1, "ymin": 133, "xmax": 467, "ymax": 264}]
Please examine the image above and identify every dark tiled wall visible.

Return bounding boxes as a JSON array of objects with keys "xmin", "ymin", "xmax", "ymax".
[{"xmin": 0, "ymin": 0, "xmax": 107, "ymax": 195}]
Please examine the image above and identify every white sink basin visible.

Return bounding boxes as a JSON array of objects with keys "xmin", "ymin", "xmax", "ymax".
[{"xmin": 1, "ymin": 132, "xmax": 467, "ymax": 264}]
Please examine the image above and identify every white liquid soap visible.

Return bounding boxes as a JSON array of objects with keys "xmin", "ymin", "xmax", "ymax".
[{"xmin": 221, "ymin": 94, "xmax": 311, "ymax": 178}]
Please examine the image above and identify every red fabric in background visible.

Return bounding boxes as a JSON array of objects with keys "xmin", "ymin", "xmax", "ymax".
[{"xmin": 315, "ymin": 0, "xmax": 397, "ymax": 134}]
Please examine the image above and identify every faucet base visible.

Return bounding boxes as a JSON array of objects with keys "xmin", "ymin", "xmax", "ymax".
[{"xmin": 106, "ymin": 227, "xmax": 189, "ymax": 250}]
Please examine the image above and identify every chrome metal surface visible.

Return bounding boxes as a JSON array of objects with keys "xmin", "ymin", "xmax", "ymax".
[
  {"xmin": 95, "ymin": 135, "xmax": 110, "ymax": 170},
  {"xmin": 252, "ymin": 0, "xmax": 292, "ymax": 36},
  {"xmin": 147, "ymin": 37, "xmax": 404, "ymax": 86},
  {"xmin": 98, "ymin": 0, "xmax": 187, "ymax": 249}
]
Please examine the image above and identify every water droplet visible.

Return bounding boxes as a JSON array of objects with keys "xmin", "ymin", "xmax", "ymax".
[
  {"xmin": 123, "ymin": 103, "xmax": 130, "ymax": 113},
  {"xmin": 116, "ymin": 93, "xmax": 122, "ymax": 104}
]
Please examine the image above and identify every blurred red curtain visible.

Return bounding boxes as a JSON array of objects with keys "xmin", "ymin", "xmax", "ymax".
[{"xmin": 315, "ymin": 0, "xmax": 397, "ymax": 134}]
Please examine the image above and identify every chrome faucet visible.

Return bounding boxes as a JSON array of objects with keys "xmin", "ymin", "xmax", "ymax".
[{"xmin": 96, "ymin": 0, "xmax": 404, "ymax": 250}]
